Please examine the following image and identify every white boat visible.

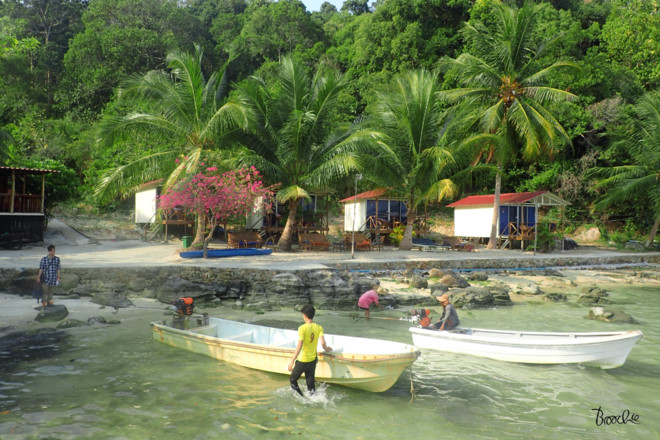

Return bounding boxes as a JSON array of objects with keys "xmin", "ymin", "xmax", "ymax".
[
  {"xmin": 152, "ymin": 317, "xmax": 420, "ymax": 392},
  {"xmin": 409, "ymin": 327, "xmax": 643, "ymax": 369}
]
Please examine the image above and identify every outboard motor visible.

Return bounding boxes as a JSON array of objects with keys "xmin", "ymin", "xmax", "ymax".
[
  {"xmin": 172, "ymin": 297, "xmax": 194, "ymax": 329},
  {"xmin": 174, "ymin": 297, "xmax": 194, "ymax": 315}
]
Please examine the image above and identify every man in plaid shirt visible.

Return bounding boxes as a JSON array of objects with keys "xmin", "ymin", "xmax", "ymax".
[{"xmin": 37, "ymin": 245, "xmax": 61, "ymax": 307}]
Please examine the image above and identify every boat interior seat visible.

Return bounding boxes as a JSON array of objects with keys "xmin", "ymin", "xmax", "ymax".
[
  {"xmin": 191, "ymin": 325, "xmax": 216, "ymax": 336},
  {"xmin": 223, "ymin": 331, "xmax": 254, "ymax": 342},
  {"xmin": 273, "ymin": 341, "xmax": 294, "ymax": 348}
]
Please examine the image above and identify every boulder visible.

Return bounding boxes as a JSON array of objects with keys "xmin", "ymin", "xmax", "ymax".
[
  {"xmin": 34, "ymin": 304, "xmax": 69, "ymax": 322},
  {"xmin": 56, "ymin": 318, "xmax": 87, "ymax": 329},
  {"xmin": 449, "ymin": 287, "xmax": 494, "ymax": 309},
  {"xmin": 409, "ymin": 276, "xmax": 428, "ymax": 289},
  {"xmin": 429, "ymin": 283, "xmax": 449, "ymax": 294},
  {"xmin": 586, "ymin": 307, "xmax": 638, "ymax": 324},
  {"xmin": 543, "ymin": 293, "xmax": 567, "ymax": 302},
  {"xmin": 577, "ymin": 286, "xmax": 609, "ymax": 304},
  {"xmin": 156, "ymin": 276, "xmax": 220, "ymax": 304},
  {"xmin": 87, "ymin": 316, "xmax": 108, "ymax": 325},
  {"xmin": 90, "ymin": 292, "xmax": 134, "ymax": 308},
  {"xmin": 428, "ymin": 268, "xmax": 444, "ymax": 278},
  {"xmin": 488, "ymin": 286, "xmax": 513, "ymax": 306},
  {"xmin": 467, "ymin": 272, "xmax": 489, "ymax": 282},
  {"xmin": 562, "ymin": 237, "xmax": 578, "ymax": 250},
  {"xmin": 439, "ymin": 271, "xmax": 469, "ymax": 288}
]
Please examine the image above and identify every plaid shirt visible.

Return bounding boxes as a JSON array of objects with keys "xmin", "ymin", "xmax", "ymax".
[{"xmin": 40, "ymin": 256, "xmax": 61, "ymax": 286}]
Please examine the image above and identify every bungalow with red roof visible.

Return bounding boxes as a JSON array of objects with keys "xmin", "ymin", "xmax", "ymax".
[
  {"xmin": 446, "ymin": 191, "xmax": 569, "ymax": 247},
  {"xmin": 339, "ymin": 188, "xmax": 407, "ymax": 234}
]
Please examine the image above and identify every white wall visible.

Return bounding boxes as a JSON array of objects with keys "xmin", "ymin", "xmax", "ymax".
[
  {"xmin": 135, "ymin": 188, "xmax": 158, "ymax": 223},
  {"xmin": 453, "ymin": 206, "xmax": 494, "ymax": 237},
  {"xmin": 246, "ymin": 196, "xmax": 264, "ymax": 229},
  {"xmin": 343, "ymin": 200, "xmax": 367, "ymax": 232}
]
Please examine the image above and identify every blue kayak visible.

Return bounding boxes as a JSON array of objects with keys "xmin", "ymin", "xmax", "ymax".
[{"xmin": 179, "ymin": 248, "xmax": 273, "ymax": 258}]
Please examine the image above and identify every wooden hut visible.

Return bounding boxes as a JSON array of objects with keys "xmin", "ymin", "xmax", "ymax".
[
  {"xmin": 0, "ymin": 166, "xmax": 59, "ymax": 246},
  {"xmin": 446, "ymin": 191, "xmax": 569, "ymax": 248},
  {"xmin": 340, "ymin": 188, "xmax": 407, "ymax": 234}
]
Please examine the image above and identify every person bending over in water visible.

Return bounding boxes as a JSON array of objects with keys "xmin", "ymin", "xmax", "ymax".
[
  {"xmin": 358, "ymin": 282, "xmax": 384, "ymax": 321},
  {"xmin": 288, "ymin": 304, "xmax": 332, "ymax": 397},
  {"xmin": 431, "ymin": 294, "xmax": 460, "ymax": 331}
]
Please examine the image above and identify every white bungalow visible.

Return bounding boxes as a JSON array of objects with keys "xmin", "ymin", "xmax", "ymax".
[
  {"xmin": 340, "ymin": 188, "xmax": 407, "ymax": 233},
  {"xmin": 446, "ymin": 191, "xmax": 570, "ymax": 246},
  {"xmin": 134, "ymin": 180, "xmax": 162, "ymax": 224}
]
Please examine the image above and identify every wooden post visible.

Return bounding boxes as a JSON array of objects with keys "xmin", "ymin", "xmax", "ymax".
[
  {"xmin": 41, "ymin": 174, "xmax": 46, "ymax": 213},
  {"xmin": 10, "ymin": 169, "xmax": 15, "ymax": 213}
]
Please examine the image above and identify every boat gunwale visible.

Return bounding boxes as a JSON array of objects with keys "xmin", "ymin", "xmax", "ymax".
[
  {"xmin": 409, "ymin": 327, "xmax": 643, "ymax": 348},
  {"xmin": 152, "ymin": 322, "xmax": 420, "ymax": 363}
]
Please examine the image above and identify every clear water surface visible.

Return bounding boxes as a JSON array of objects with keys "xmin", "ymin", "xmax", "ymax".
[{"xmin": 1, "ymin": 269, "xmax": 658, "ymax": 439}]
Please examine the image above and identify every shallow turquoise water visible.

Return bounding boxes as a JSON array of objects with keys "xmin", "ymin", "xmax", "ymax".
[{"xmin": 1, "ymin": 271, "xmax": 658, "ymax": 439}]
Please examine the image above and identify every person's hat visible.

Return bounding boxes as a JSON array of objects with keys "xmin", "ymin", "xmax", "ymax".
[{"xmin": 436, "ymin": 293, "xmax": 449, "ymax": 302}]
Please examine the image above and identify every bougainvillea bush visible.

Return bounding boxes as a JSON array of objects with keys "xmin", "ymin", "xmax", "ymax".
[{"xmin": 159, "ymin": 166, "xmax": 274, "ymax": 246}]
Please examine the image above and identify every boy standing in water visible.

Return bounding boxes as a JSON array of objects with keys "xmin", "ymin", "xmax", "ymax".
[{"xmin": 288, "ymin": 304, "xmax": 332, "ymax": 397}]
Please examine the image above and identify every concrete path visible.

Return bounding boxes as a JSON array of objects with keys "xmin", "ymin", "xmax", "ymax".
[{"xmin": 3, "ymin": 237, "xmax": 659, "ymax": 271}]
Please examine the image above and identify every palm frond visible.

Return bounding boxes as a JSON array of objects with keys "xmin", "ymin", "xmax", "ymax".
[{"xmin": 94, "ymin": 150, "xmax": 178, "ymax": 204}]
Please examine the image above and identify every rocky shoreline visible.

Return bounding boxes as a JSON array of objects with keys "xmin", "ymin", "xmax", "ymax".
[{"xmin": 2, "ymin": 259, "xmax": 658, "ymax": 333}]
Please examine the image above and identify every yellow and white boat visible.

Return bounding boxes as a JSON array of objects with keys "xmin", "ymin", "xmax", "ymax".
[{"xmin": 151, "ymin": 316, "xmax": 420, "ymax": 392}]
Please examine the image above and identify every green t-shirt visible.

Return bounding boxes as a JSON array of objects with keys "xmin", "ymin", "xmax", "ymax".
[{"xmin": 297, "ymin": 322, "xmax": 323, "ymax": 362}]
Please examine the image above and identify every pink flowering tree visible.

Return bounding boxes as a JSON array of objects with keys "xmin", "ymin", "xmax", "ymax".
[{"xmin": 159, "ymin": 166, "xmax": 274, "ymax": 255}]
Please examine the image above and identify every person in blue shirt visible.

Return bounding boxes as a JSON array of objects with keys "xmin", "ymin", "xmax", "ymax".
[{"xmin": 37, "ymin": 245, "xmax": 60, "ymax": 307}]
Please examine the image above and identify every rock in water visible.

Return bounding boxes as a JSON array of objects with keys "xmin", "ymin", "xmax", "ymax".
[{"xmin": 35, "ymin": 304, "xmax": 69, "ymax": 322}]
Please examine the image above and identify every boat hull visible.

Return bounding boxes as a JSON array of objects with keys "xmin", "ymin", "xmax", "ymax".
[
  {"xmin": 409, "ymin": 327, "xmax": 643, "ymax": 369},
  {"xmin": 179, "ymin": 248, "xmax": 273, "ymax": 258},
  {"xmin": 152, "ymin": 317, "xmax": 420, "ymax": 392}
]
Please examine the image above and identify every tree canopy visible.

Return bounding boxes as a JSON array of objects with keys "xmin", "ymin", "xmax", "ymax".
[{"xmin": 1, "ymin": 0, "xmax": 658, "ymax": 246}]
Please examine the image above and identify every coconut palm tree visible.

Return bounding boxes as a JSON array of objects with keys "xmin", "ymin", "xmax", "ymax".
[
  {"xmin": 230, "ymin": 57, "xmax": 386, "ymax": 251},
  {"xmin": 365, "ymin": 69, "xmax": 466, "ymax": 250},
  {"xmin": 439, "ymin": 1, "xmax": 579, "ymax": 249},
  {"xmin": 95, "ymin": 45, "xmax": 250, "ymax": 244},
  {"xmin": 590, "ymin": 90, "xmax": 660, "ymax": 247}
]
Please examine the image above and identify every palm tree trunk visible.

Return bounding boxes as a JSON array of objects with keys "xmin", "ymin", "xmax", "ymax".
[
  {"xmin": 193, "ymin": 208, "xmax": 207, "ymax": 246},
  {"xmin": 644, "ymin": 218, "xmax": 659, "ymax": 248},
  {"xmin": 399, "ymin": 223, "xmax": 414, "ymax": 250},
  {"xmin": 278, "ymin": 200, "xmax": 299, "ymax": 252},
  {"xmin": 487, "ymin": 165, "xmax": 502, "ymax": 250}
]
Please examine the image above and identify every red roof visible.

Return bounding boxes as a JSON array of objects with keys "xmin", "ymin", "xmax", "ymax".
[
  {"xmin": 447, "ymin": 191, "xmax": 549, "ymax": 207},
  {"xmin": 339, "ymin": 188, "xmax": 399, "ymax": 203}
]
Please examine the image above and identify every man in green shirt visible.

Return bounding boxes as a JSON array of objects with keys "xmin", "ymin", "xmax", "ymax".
[{"xmin": 288, "ymin": 304, "xmax": 332, "ymax": 396}]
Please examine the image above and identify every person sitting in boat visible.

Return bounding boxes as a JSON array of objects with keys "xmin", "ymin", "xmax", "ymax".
[
  {"xmin": 358, "ymin": 282, "xmax": 384, "ymax": 321},
  {"xmin": 431, "ymin": 294, "xmax": 460, "ymax": 331},
  {"xmin": 288, "ymin": 304, "xmax": 332, "ymax": 397}
]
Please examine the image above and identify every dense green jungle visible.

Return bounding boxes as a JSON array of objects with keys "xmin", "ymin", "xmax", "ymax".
[{"xmin": 1, "ymin": 0, "xmax": 658, "ymax": 247}]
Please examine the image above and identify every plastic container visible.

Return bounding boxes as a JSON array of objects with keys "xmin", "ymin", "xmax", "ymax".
[{"xmin": 182, "ymin": 236, "xmax": 193, "ymax": 248}]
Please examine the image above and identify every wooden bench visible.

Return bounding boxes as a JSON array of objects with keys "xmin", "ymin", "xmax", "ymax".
[
  {"xmin": 299, "ymin": 232, "xmax": 330, "ymax": 251},
  {"xmin": 227, "ymin": 231, "xmax": 263, "ymax": 249},
  {"xmin": 441, "ymin": 236, "xmax": 472, "ymax": 252},
  {"xmin": 343, "ymin": 233, "xmax": 372, "ymax": 251}
]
